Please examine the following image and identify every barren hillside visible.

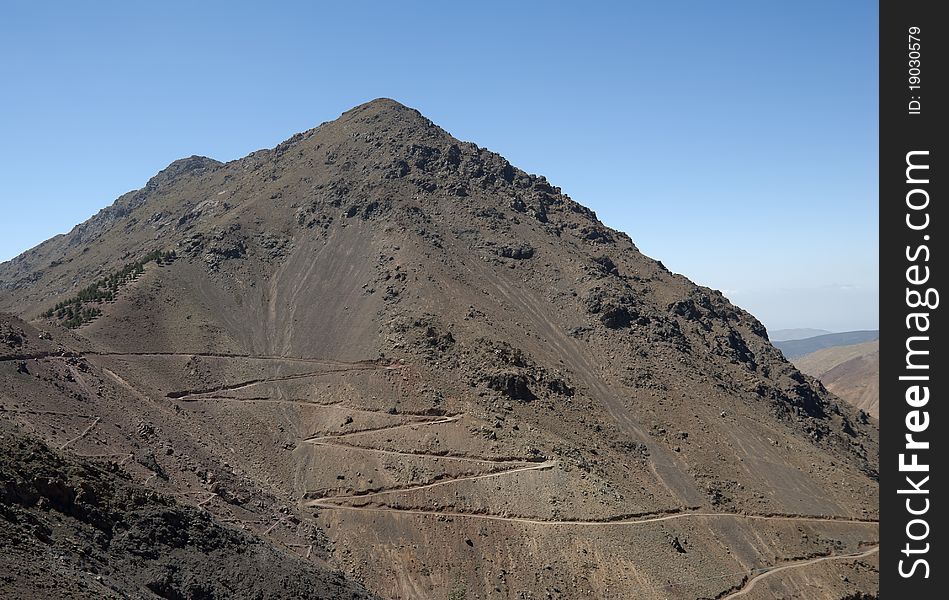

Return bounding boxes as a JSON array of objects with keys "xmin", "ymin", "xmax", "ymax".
[
  {"xmin": 0, "ymin": 99, "xmax": 878, "ymax": 599},
  {"xmin": 795, "ymin": 341, "xmax": 879, "ymax": 419}
]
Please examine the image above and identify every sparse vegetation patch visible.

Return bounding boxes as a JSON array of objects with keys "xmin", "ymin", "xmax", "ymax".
[{"xmin": 42, "ymin": 250, "xmax": 176, "ymax": 328}]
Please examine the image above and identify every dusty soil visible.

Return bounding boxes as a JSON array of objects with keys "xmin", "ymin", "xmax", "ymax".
[
  {"xmin": 0, "ymin": 417, "xmax": 377, "ymax": 599},
  {"xmin": 0, "ymin": 99, "xmax": 878, "ymax": 599},
  {"xmin": 794, "ymin": 341, "xmax": 879, "ymax": 419}
]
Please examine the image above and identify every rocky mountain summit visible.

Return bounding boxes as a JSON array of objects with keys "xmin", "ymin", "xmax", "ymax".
[{"xmin": 0, "ymin": 99, "xmax": 878, "ymax": 599}]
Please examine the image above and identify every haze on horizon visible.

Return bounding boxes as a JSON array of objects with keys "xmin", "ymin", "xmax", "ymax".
[{"xmin": 0, "ymin": 1, "xmax": 878, "ymax": 333}]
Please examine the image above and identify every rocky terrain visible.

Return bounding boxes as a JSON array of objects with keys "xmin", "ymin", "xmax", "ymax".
[
  {"xmin": 794, "ymin": 341, "xmax": 879, "ymax": 419},
  {"xmin": 0, "ymin": 99, "xmax": 878, "ymax": 599},
  {"xmin": 0, "ymin": 415, "xmax": 378, "ymax": 599}
]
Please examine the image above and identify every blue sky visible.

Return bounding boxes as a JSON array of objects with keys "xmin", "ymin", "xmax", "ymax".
[{"xmin": 0, "ymin": 1, "xmax": 878, "ymax": 332}]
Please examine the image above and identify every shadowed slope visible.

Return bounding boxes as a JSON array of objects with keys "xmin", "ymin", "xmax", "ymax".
[{"xmin": 795, "ymin": 341, "xmax": 879, "ymax": 418}]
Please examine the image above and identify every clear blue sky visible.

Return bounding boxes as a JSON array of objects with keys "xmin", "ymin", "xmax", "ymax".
[{"xmin": 0, "ymin": 1, "xmax": 878, "ymax": 332}]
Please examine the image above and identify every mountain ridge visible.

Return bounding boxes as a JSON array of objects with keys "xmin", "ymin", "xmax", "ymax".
[
  {"xmin": 0, "ymin": 98, "xmax": 879, "ymax": 599},
  {"xmin": 775, "ymin": 330, "xmax": 880, "ymax": 359},
  {"xmin": 770, "ymin": 328, "xmax": 833, "ymax": 342}
]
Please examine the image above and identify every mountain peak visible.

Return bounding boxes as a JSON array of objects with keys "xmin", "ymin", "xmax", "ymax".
[
  {"xmin": 343, "ymin": 97, "xmax": 419, "ymax": 118},
  {"xmin": 0, "ymin": 99, "xmax": 880, "ymax": 599},
  {"xmin": 349, "ymin": 97, "xmax": 412, "ymax": 113},
  {"xmin": 333, "ymin": 97, "xmax": 439, "ymax": 134},
  {"xmin": 146, "ymin": 155, "xmax": 222, "ymax": 190}
]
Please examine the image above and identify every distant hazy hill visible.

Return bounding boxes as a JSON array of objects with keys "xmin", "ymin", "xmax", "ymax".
[
  {"xmin": 774, "ymin": 330, "xmax": 879, "ymax": 359},
  {"xmin": 769, "ymin": 328, "xmax": 832, "ymax": 342},
  {"xmin": 794, "ymin": 341, "xmax": 879, "ymax": 418}
]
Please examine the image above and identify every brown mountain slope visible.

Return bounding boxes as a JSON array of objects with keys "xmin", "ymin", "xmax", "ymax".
[
  {"xmin": 0, "ymin": 313, "xmax": 379, "ymax": 600},
  {"xmin": 0, "ymin": 417, "xmax": 379, "ymax": 600},
  {"xmin": 795, "ymin": 341, "xmax": 879, "ymax": 418},
  {"xmin": 0, "ymin": 99, "xmax": 878, "ymax": 599}
]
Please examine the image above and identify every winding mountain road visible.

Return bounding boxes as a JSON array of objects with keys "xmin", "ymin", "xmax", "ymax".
[{"xmin": 722, "ymin": 546, "xmax": 879, "ymax": 599}]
